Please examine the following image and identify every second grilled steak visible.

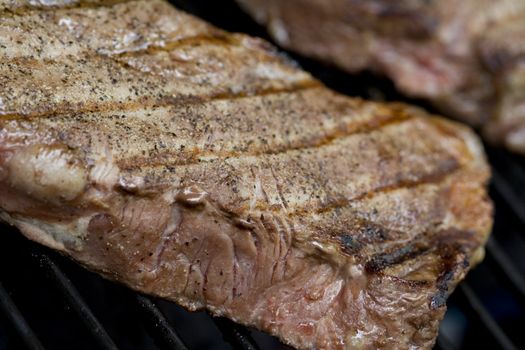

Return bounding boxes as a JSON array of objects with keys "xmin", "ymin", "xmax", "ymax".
[
  {"xmin": 237, "ymin": 0, "xmax": 525, "ymax": 154},
  {"xmin": 0, "ymin": 0, "xmax": 492, "ymax": 349}
]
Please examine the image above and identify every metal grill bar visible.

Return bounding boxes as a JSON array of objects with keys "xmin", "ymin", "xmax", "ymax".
[
  {"xmin": 459, "ymin": 284, "xmax": 517, "ymax": 350},
  {"xmin": 492, "ymin": 170, "xmax": 525, "ymax": 227},
  {"xmin": 135, "ymin": 295, "xmax": 188, "ymax": 350},
  {"xmin": 485, "ymin": 238, "xmax": 525, "ymax": 303},
  {"xmin": 213, "ymin": 317, "xmax": 260, "ymax": 350},
  {"xmin": 35, "ymin": 253, "xmax": 118, "ymax": 350},
  {"xmin": 0, "ymin": 282, "xmax": 45, "ymax": 350}
]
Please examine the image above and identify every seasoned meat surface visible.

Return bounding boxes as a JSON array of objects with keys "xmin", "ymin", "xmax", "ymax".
[
  {"xmin": 237, "ymin": 0, "xmax": 525, "ymax": 154},
  {"xmin": 0, "ymin": 1, "xmax": 492, "ymax": 349}
]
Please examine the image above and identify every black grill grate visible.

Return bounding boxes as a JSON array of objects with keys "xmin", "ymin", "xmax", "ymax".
[
  {"xmin": 1, "ymin": 1, "xmax": 525, "ymax": 349},
  {"xmin": 0, "ymin": 282, "xmax": 44, "ymax": 350},
  {"xmin": 134, "ymin": 295, "xmax": 188, "ymax": 350}
]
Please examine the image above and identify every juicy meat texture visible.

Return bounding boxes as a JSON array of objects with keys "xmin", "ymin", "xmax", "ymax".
[
  {"xmin": 0, "ymin": 0, "xmax": 492, "ymax": 349},
  {"xmin": 236, "ymin": 0, "xmax": 525, "ymax": 154}
]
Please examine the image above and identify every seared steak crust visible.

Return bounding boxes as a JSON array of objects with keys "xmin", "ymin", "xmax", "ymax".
[
  {"xmin": 237, "ymin": 0, "xmax": 525, "ymax": 154},
  {"xmin": 0, "ymin": 1, "xmax": 492, "ymax": 349}
]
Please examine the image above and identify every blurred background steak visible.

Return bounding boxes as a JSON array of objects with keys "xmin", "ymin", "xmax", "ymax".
[
  {"xmin": 0, "ymin": 0, "xmax": 492, "ymax": 349},
  {"xmin": 236, "ymin": 0, "xmax": 525, "ymax": 154}
]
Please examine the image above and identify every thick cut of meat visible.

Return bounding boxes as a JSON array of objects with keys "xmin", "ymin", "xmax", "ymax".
[
  {"xmin": 0, "ymin": 1, "xmax": 492, "ymax": 349},
  {"xmin": 236, "ymin": 0, "xmax": 525, "ymax": 154}
]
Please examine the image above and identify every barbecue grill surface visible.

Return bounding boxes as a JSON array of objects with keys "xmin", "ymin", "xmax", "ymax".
[{"xmin": 1, "ymin": 1, "xmax": 524, "ymax": 349}]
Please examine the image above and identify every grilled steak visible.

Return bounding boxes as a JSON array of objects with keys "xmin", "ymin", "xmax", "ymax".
[
  {"xmin": 236, "ymin": 0, "xmax": 525, "ymax": 154},
  {"xmin": 0, "ymin": 0, "xmax": 492, "ymax": 349}
]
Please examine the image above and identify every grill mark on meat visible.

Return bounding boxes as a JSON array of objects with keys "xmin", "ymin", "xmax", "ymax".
[
  {"xmin": 208, "ymin": 81, "xmax": 321, "ymax": 101},
  {"xmin": 349, "ymin": 158, "xmax": 459, "ymax": 204},
  {"xmin": 364, "ymin": 228, "xmax": 475, "ymax": 279},
  {"xmin": 286, "ymin": 156, "xmax": 460, "ymax": 220},
  {"xmin": 325, "ymin": 209, "xmax": 435, "ymax": 259},
  {"xmin": 365, "ymin": 241, "xmax": 432, "ymax": 273},
  {"xmin": 0, "ymin": 49, "xmax": 314, "ymax": 120},
  {"xmin": 108, "ymin": 33, "xmax": 306, "ymax": 78},
  {"xmin": 0, "ymin": 82, "xmax": 319, "ymax": 122},
  {"xmin": 431, "ymin": 265, "xmax": 461, "ymax": 309},
  {"xmin": 430, "ymin": 229, "xmax": 478, "ymax": 305},
  {"xmin": 116, "ymin": 111, "xmax": 412, "ymax": 170}
]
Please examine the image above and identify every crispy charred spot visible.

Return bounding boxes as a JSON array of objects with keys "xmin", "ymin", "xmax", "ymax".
[
  {"xmin": 365, "ymin": 242, "xmax": 431, "ymax": 273},
  {"xmin": 430, "ymin": 256, "xmax": 469, "ymax": 309},
  {"xmin": 388, "ymin": 275, "xmax": 433, "ymax": 289},
  {"xmin": 358, "ymin": 223, "xmax": 389, "ymax": 243},
  {"xmin": 431, "ymin": 269, "xmax": 454, "ymax": 309},
  {"xmin": 429, "ymin": 229, "xmax": 474, "ymax": 308},
  {"xmin": 340, "ymin": 234, "xmax": 363, "ymax": 254},
  {"xmin": 88, "ymin": 213, "xmax": 116, "ymax": 236},
  {"xmin": 365, "ymin": 228, "xmax": 476, "ymax": 275}
]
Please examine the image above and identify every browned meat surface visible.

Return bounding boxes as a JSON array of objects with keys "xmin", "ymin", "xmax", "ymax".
[
  {"xmin": 0, "ymin": 0, "xmax": 492, "ymax": 349},
  {"xmin": 236, "ymin": 0, "xmax": 525, "ymax": 154}
]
